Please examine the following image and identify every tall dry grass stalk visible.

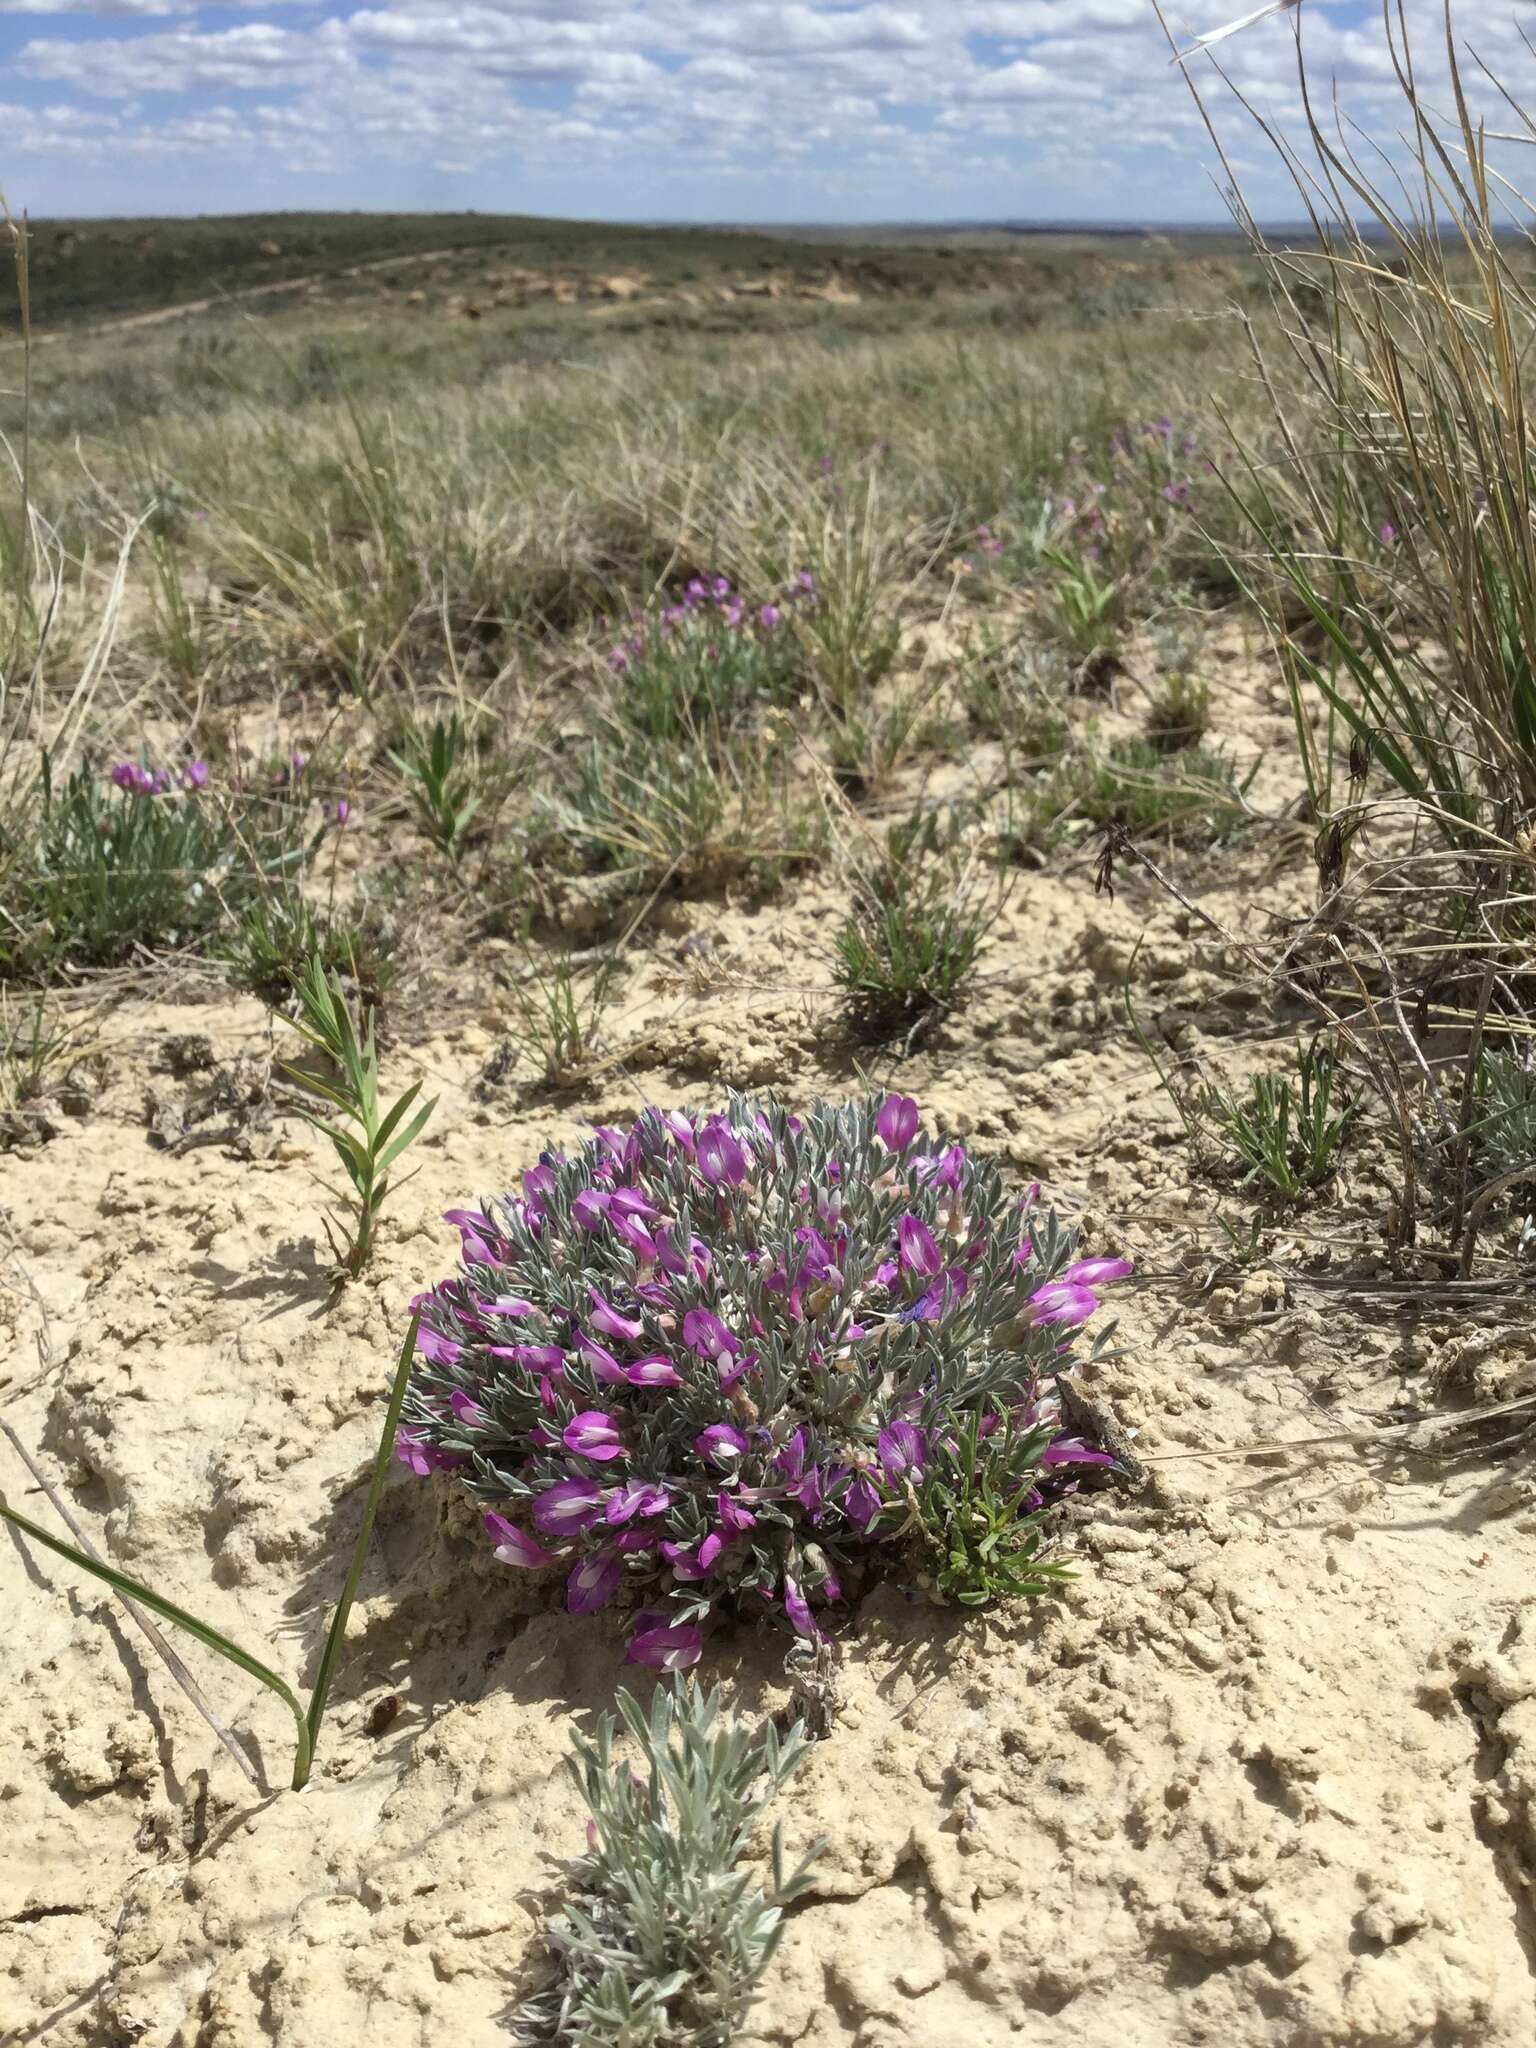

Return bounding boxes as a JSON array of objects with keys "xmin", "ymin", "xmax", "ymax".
[{"xmin": 1162, "ymin": 0, "xmax": 1536, "ymax": 845}]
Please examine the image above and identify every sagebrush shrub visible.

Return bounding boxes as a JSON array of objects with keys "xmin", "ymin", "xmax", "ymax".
[
  {"xmin": 402, "ymin": 1091, "xmax": 1130, "ymax": 1666},
  {"xmin": 510, "ymin": 1679, "xmax": 821, "ymax": 2048}
]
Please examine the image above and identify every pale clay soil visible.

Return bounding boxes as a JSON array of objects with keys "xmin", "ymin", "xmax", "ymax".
[{"xmin": 3, "ymin": 648, "xmax": 1536, "ymax": 2048}]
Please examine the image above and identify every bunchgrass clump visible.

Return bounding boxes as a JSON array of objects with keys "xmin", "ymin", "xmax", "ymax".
[
  {"xmin": 277, "ymin": 956, "xmax": 436, "ymax": 1279},
  {"xmin": 1038, "ymin": 542, "xmax": 1121, "ymax": 664},
  {"xmin": 508, "ymin": 943, "xmax": 622, "ymax": 1090},
  {"xmin": 605, "ymin": 577, "xmax": 806, "ymax": 745},
  {"xmin": 229, "ymin": 887, "xmax": 397, "ymax": 1009},
  {"xmin": 388, "ymin": 708, "xmax": 497, "ymax": 862},
  {"xmin": 833, "ymin": 809, "xmax": 995, "ymax": 1034},
  {"xmin": 1019, "ymin": 736, "xmax": 1256, "ymax": 852},
  {"xmin": 1191, "ymin": 1038, "xmax": 1357, "ymax": 1201},
  {"xmin": 1168, "ymin": 0, "xmax": 1536, "ymax": 841},
  {"xmin": 510, "ymin": 1679, "xmax": 823, "ymax": 2048},
  {"xmin": 533, "ymin": 576, "xmax": 817, "ymax": 897},
  {"xmin": 1143, "ymin": 669, "xmax": 1211, "ymax": 752},
  {"xmin": 401, "ymin": 1091, "xmax": 1130, "ymax": 1666},
  {"xmin": 0, "ymin": 754, "xmax": 306, "ymax": 978}
]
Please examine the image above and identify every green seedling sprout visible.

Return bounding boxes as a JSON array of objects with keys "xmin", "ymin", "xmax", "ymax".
[{"xmin": 278, "ymin": 954, "xmax": 436, "ymax": 1278}]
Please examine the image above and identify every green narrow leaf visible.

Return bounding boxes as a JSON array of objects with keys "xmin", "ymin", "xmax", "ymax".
[
  {"xmin": 374, "ymin": 1097, "xmax": 436, "ymax": 1175},
  {"xmin": 302, "ymin": 1310, "xmax": 420, "ymax": 1779},
  {"xmin": 0, "ymin": 1496, "xmax": 310, "ymax": 1781}
]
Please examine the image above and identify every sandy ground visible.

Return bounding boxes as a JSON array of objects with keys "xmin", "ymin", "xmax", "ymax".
[{"xmin": 4, "ymin": 655, "xmax": 1535, "ymax": 2047}]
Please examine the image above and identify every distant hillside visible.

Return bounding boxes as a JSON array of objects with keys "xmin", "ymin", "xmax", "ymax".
[{"xmin": 7, "ymin": 210, "xmax": 1226, "ymax": 333}]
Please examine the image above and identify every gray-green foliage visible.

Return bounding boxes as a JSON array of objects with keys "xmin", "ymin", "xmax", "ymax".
[
  {"xmin": 511, "ymin": 1681, "xmax": 824, "ymax": 2048},
  {"xmin": 1476, "ymin": 1045, "xmax": 1536, "ymax": 1175}
]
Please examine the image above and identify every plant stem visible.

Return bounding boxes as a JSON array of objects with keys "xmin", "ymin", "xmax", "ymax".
[{"xmin": 299, "ymin": 1308, "xmax": 419, "ymax": 1784}]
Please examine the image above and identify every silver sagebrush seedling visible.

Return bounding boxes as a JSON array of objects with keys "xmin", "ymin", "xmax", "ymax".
[{"xmin": 510, "ymin": 1678, "xmax": 824, "ymax": 2048}]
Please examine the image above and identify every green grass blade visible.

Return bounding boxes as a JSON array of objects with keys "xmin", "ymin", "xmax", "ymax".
[
  {"xmin": 0, "ymin": 1496, "xmax": 310, "ymax": 1783},
  {"xmin": 300, "ymin": 1309, "xmax": 420, "ymax": 1782}
]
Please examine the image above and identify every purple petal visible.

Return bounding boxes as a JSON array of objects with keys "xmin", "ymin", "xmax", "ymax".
[
  {"xmin": 1059, "ymin": 1256, "xmax": 1134, "ymax": 1288},
  {"xmin": 1029, "ymin": 1283, "xmax": 1098, "ymax": 1327},
  {"xmin": 563, "ymin": 1410, "xmax": 626, "ymax": 1461},
  {"xmin": 588, "ymin": 1288, "xmax": 644, "ymax": 1342},
  {"xmin": 897, "ymin": 1214, "xmax": 943, "ymax": 1280},
  {"xmin": 1040, "ymin": 1438, "xmax": 1118, "ymax": 1470},
  {"xmin": 696, "ymin": 1119, "xmax": 749, "ymax": 1186},
  {"xmin": 783, "ymin": 1575, "xmax": 822, "ymax": 1640},
  {"xmin": 694, "ymin": 1424, "xmax": 749, "ymax": 1468},
  {"xmin": 484, "ymin": 1511, "xmax": 556, "ymax": 1569},
  {"xmin": 625, "ymin": 1353, "xmax": 683, "ymax": 1388},
  {"xmin": 567, "ymin": 1550, "xmax": 622, "ymax": 1615},
  {"xmin": 875, "ymin": 1093, "xmax": 920, "ymax": 1151},
  {"xmin": 533, "ymin": 1479, "xmax": 605, "ymax": 1535},
  {"xmin": 625, "ymin": 1620, "xmax": 704, "ymax": 1671},
  {"xmin": 682, "ymin": 1309, "xmax": 739, "ymax": 1360},
  {"xmin": 878, "ymin": 1421, "xmax": 927, "ymax": 1482}
]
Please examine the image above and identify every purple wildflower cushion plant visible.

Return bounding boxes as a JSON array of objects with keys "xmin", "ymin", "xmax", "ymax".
[{"xmin": 400, "ymin": 1092, "xmax": 1130, "ymax": 1670}]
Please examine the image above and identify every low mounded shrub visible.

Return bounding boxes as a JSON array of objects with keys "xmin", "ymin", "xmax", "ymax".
[{"xmin": 401, "ymin": 1091, "xmax": 1130, "ymax": 1666}]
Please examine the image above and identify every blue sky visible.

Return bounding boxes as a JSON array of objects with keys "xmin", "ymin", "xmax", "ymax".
[{"xmin": 0, "ymin": 0, "xmax": 1527, "ymax": 223}]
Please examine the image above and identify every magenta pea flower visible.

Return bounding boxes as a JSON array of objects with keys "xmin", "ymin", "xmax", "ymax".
[
  {"xmin": 897, "ymin": 1214, "xmax": 943, "ymax": 1279},
  {"xmin": 1060, "ymin": 1257, "xmax": 1134, "ymax": 1289},
  {"xmin": 605, "ymin": 1480, "xmax": 671, "ymax": 1525},
  {"xmin": 783, "ymin": 1575, "xmax": 821, "ymax": 1639},
  {"xmin": 1041, "ymin": 1439, "xmax": 1118, "ymax": 1470},
  {"xmin": 533, "ymin": 1478, "xmax": 606, "ymax": 1536},
  {"xmin": 576, "ymin": 1333, "xmax": 628, "ymax": 1385},
  {"xmin": 625, "ymin": 1618, "xmax": 704, "ymax": 1671},
  {"xmin": 875, "ymin": 1093, "xmax": 919, "ymax": 1151},
  {"xmin": 505, "ymin": 1341, "xmax": 565, "ymax": 1374},
  {"xmin": 588, "ymin": 1288, "xmax": 645, "ymax": 1343},
  {"xmin": 758, "ymin": 603, "xmax": 781, "ymax": 630},
  {"xmin": 394, "ymin": 1430, "xmax": 440, "ymax": 1477},
  {"xmin": 878, "ymin": 1420, "xmax": 926, "ymax": 1482},
  {"xmin": 694, "ymin": 1423, "xmax": 749, "ymax": 1468},
  {"xmin": 563, "ymin": 1410, "xmax": 626, "ymax": 1461},
  {"xmin": 1379, "ymin": 520, "xmax": 1399, "ymax": 545},
  {"xmin": 449, "ymin": 1389, "xmax": 488, "ymax": 1427},
  {"xmin": 717, "ymin": 1490, "xmax": 756, "ymax": 1534},
  {"xmin": 484, "ymin": 1511, "xmax": 556, "ymax": 1569},
  {"xmin": 180, "ymin": 760, "xmax": 209, "ymax": 791},
  {"xmin": 696, "ymin": 1119, "xmax": 749, "ymax": 1186},
  {"xmin": 661, "ymin": 1540, "xmax": 707, "ymax": 1580},
  {"xmin": 682, "ymin": 1309, "xmax": 739, "ymax": 1364},
  {"xmin": 1028, "ymin": 1283, "xmax": 1098, "ymax": 1327},
  {"xmin": 843, "ymin": 1471, "xmax": 882, "ymax": 1529},
  {"xmin": 567, "ymin": 1550, "xmax": 622, "ymax": 1615},
  {"xmin": 625, "ymin": 1353, "xmax": 684, "ymax": 1388},
  {"xmin": 416, "ymin": 1323, "xmax": 463, "ymax": 1368}
]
